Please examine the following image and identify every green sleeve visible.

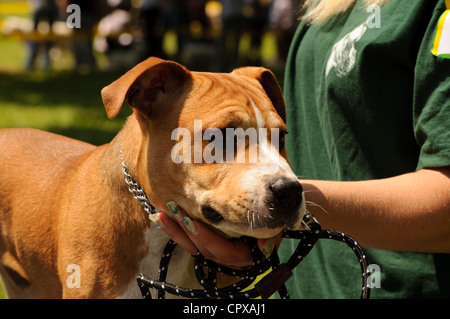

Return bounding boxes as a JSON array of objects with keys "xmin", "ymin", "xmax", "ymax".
[{"xmin": 414, "ymin": 1, "xmax": 450, "ymax": 170}]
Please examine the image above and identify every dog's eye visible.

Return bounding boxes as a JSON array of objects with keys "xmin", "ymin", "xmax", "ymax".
[
  {"xmin": 278, "ymin": 130, "xmax": 287, "ymax": 150},
  {"xmin": 220, "ymin": 128, "xmax": 239, "ymax": 153}
]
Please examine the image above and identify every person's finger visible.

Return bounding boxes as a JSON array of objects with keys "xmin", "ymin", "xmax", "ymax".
[
  {"xmin": 166, "ymin": 201, "xmax": 254, "ymax": 268},
  {"xmin": 151, "ymin": 212, "xmax": 198, "ymax": 255},
  {"xmin": 187, "ymin": 220, "xmax": 254, "ymax": 268}
]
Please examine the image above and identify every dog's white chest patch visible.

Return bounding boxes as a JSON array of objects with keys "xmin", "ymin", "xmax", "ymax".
[
  {"xmin": 118, "ymin": 229, "xmax": 168, "ymax": 299},
  {"xmin": 118, "ymin": 228, "xmax": 195, "ymax": 299}
]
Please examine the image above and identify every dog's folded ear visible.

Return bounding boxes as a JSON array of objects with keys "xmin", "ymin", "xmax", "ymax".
[
  {"xmin": 231, "ymin": 67, "xmax": 286, "ymax": 124},
  {"xmin": 101, "ymin": 57, "xmax": 191, "ymax": 119}
]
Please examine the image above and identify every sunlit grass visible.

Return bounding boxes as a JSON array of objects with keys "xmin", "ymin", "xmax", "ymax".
[{"xmin": 0, "ymin": 70, "xmax": 131, "ymax": 145}]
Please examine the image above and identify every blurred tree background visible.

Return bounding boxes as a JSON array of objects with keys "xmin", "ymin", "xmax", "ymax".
[{"xmin": 0, "ymin": 0, "xmax": 299, "ymax": 298}]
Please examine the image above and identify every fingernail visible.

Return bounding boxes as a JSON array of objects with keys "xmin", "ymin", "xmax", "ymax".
[
  {"xmin": 167, "ymin": 201, "xmax": 180, "ymax": 218},
  {"xmin": 261, "ymin": 238, "xmax": 275, "ymax": 258},
  {"xmin": 182, "ymin": 216, "xmax": 198, "ymax": 235},
  {"xmin": 149, "ymin": 213, "xmax": 164, "ymax": 228}
]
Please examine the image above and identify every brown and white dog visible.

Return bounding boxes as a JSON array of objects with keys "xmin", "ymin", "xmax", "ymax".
[{"xmin": 0, "ymin": 57, "xmax": 305, "ymax": 298}]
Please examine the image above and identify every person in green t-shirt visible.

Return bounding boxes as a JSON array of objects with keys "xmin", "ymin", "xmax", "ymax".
[
  {"xmin": 277, "ymin": 0, "xmax": 450, "ymax": 298},
  {"xmin": 148, "ymin": 0, "xmax": 450, "ymax": 299}
]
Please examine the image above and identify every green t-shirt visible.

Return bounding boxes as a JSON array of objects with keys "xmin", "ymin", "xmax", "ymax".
[{"xmin": 278, "ymin": 0, "xmax": 450, "ymax": 298}]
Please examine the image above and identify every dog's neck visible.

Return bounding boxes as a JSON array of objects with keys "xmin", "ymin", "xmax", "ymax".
[
  {"xmin": 95, "ymin": 116, "xmax": 155, "ymax": 222},
  {"xmin": 100, "ymin": 116, "xmax": 145, "ymax": 186}
]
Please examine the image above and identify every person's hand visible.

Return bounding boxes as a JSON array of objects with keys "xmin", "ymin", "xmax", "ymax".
[{"xmin": 149, "ymin": 202, "xmax": 277, "ymax": 269}]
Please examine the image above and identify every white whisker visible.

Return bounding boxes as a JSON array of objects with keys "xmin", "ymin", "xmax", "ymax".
[
  {"xmin": 302, "ymin": 189, "xmax": 321, "ymax": 194},
  {"xmin": 306, "ymin": 200, "xmax": 330, "ymax": 215},
  {"xmin": 252, "ymin": 211, "xmax": 256, "ymax": 230},
  {"xmin": 247, "ymin": 209, "xmax": 252, "ymax": 231}
]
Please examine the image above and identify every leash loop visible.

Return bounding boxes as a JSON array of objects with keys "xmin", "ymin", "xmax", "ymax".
[{"xmin": 135, "ymin": 211, "xmax": 371, "ymax": 300}]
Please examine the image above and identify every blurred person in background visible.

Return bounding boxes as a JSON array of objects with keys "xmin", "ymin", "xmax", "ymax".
[
  {"xmin": 26, "ymin": 0, "xmax": 59, "ymax": 71},
  {"xmin": 269, "ymin": 0, "xmax": 298, "ymax": 69},
  {"xmin": 68, "ymin": 0, "xmax": 105, "ymax": 72},
  {"xmin": 218, "ymin": 0, "xmax": 244, "ymax": 71}
]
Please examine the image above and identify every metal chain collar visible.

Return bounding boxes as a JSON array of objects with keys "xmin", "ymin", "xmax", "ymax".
[
  {"xmin": 120, "ymin": 151, "xmax": 371, "ymax": 299},
  {"xmin": 120, "ymin": 150, "xmax": 158, "ymax": 216}
]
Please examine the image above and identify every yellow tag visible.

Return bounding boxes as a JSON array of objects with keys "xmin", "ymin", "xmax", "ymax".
[
  {"xmin": 431, "ymin": 0, "xmax": 450, "ymax": 58},
  {"xmin": 241, "ymin": 268, "xmax": 274, "ymax": 299}
]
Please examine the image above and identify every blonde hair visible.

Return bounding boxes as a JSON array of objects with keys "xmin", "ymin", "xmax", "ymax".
[{"xmin": 302, "ymin": 0, "xmax": 390, "ymax": 25}]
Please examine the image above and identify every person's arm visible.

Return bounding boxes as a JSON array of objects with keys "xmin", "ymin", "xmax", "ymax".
[
  {"xmin": 302, "ymin": 166, "xmax": 450, "ymax": 253},
  {"xmin": 154, "ymin": 166, "xmax": 450, "ymax": 267}
]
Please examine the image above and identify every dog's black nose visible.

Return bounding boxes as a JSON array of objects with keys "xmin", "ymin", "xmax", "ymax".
[{"xmin": 269, "ymin": 178, "xmax": 303, "ymax": 215}]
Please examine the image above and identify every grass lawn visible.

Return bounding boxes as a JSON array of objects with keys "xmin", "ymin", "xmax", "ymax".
[{"xmin": 0, "ymin": 70, "xmax": 131, "ymax": 145}]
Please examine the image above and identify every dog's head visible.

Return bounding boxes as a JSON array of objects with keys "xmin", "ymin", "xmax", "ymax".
[{"xmin": 102, "ymin": 57, "xmax": 305, "ymax": 239}]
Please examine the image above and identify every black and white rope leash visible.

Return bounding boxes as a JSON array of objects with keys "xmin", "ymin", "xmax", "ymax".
[
  {"xmin": 121, "ymin": 155, "xmax": 371, "ymax": 300},
  {"xmin": 136, "ymin": 215, "xmax": 371, "ymax": 300}
]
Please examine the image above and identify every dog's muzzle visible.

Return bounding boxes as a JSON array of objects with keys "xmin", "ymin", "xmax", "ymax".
[{"xmin": 200, "ymin": 178, "xmax": 304, "ymax": 230}]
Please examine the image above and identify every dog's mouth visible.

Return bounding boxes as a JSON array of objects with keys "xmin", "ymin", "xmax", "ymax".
[
  {"xmin": 198, "ymin": 191, "xmax": 306, "ymax": 239},
  {"xmin": 201, "ymin": 205, "xmax": 226, "ymax": 224}
]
